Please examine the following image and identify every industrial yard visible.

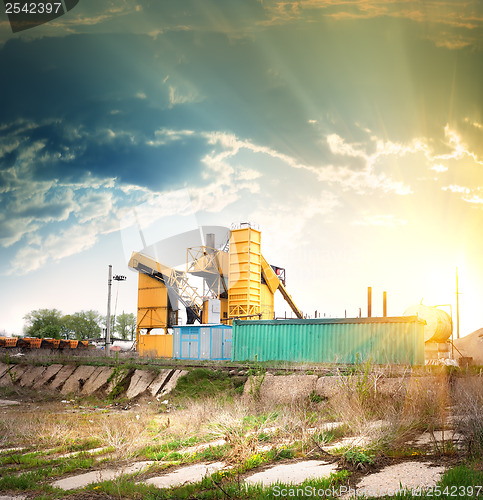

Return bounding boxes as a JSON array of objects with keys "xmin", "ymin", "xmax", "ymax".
[
  {"xmin": 1, "ymin": 0, "xmax": 482, "ymax": 497},
  {"xmin": 1, "ymin": 223, "xmax": 483, "ymax": 498}
]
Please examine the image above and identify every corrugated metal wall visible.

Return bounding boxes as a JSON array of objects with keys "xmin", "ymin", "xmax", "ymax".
[
  {"xmin": 173, "ymin": 325, "xmax": 232, "ymax": 360},
  {"xmin": 232, "ymin": 317, "xmax": 425, "ymax": 365}
]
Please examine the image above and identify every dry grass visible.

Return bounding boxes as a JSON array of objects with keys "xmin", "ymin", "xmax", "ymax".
[
  {"xmin": 1, "ymin": 367, "xmax": 481, "ymax": 472},
  {"xmin": 452, "ymin": 375, "xmax": 483, "ymax": 457}
]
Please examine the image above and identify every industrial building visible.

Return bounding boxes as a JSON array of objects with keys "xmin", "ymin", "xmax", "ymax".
[{"xmin": 128, "ymin": 223, "xmax": 450, "ymax": 365}]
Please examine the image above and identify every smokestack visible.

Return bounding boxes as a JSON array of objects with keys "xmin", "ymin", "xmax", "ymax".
[
  {"xmin": 367, "ymin": 287, "xmax": 372, "ymax": 317},
  {"xmin": 383, "ymin": 291, "xmax": 387, "ymax": 317},
  {"xmin": 206, "ymin": 233, "xmax": 215, "ymax": 252}
]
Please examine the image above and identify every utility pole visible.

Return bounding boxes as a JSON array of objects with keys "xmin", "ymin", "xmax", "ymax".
[
  {"xmin": 106, "ymin": 265, "xmax": 127, "ymax": 354},
  {"xmin": 106, "ymin": 265, "xmax": 112, "ymax": 353},
  {"xmin": 456, "ymin": 267, "xmax": 460, "ymax": 339}
]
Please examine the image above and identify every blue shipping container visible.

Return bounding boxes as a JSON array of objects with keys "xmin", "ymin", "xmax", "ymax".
[{"xmin": 173, "ymin": 325, "xmax": 232, "ymax": 360}]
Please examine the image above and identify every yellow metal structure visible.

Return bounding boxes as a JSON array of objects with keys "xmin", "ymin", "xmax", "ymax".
[
  {"xmin": 136, "ymin": 273, "xmax": 170, "ymax": 333},
  {"xmin": 228, "ymin": 227, "xmax": 261, "ymax": 319},
  {"xmin": 129, "ymin": 225, "xmax": 302, "ymax": 357},
  {"xmin": 187, "ymin": 246, "xmax": 228, "ymax": 296},
  {"xmin": 261, "ymin": 255, "xmax": 303, "ymax": 319},
  {"xmin": 138, "ymin": 334, "xmax": 173, "ymax": 358},
  {"xmin": 129, "ymin": 251, "xmax": 203, "ymax": 327},
  {"xmin": 261, "ymin": 283, "xmax": 275, "ymax": 320}
]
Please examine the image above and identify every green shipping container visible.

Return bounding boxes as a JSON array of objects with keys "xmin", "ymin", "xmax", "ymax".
[{"xmin": 232, "ymin": 316, "xmax": 425, "ymax": 365}]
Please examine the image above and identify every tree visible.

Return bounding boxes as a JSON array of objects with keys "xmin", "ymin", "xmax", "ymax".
[
  {"xmin": 23, "ymin": 309, "xmax": 66, "ymax": 339},
  {"xmin": 114, "ymin": 312, "xmax": 137, "ymax": 340},
  {"xmin": 63, "ymin": 310, "xmax": 102, "ymax": 340}
]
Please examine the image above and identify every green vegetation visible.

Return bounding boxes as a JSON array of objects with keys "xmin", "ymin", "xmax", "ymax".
[
  {"xmin": 22, "ymin": 308, "xmax": 136, "ymax": 340},
  {"xmin": 169, "ymin": 368, "xmax": 245, "ymax": 400}
]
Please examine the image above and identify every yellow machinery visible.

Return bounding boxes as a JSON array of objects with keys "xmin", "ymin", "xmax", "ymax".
[
  {"xmin": 228, "ymin": 226, "xmax": 262, "ymax": 319},
  {"xmin": 129, "ymin": 223, "xmax": 303, "ymax": 356}
]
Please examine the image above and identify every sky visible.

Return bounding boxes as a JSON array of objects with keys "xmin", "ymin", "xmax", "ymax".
[{"xmin": 0, "ymin": 0, "xmax": 482, "ymax": 337}]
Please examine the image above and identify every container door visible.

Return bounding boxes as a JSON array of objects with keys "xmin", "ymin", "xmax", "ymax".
[
  {"xmin": 200, "ymin": 327, "xmax": 211, "ymax": 360},
  {"xmin": 222, "ymin": 327, "xmax": 232, "ymax": 360},
  {"xmin": 210, "ymin": 328, "xmax": 223, "ymax": 359},
  {"xmin": 180, "ymin": 327, "xmax": 199, "ymax": 359}
]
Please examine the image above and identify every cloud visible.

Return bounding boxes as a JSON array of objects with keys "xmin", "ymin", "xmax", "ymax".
[
  {"xmin": 258, "ymin": 0, "xmax": 482, "ymax": 49},
  {"xmin": 2, "ymin": 116, "xmax": 481, "ymax": 274},
  {"xmin": 354, "ymin": 214, "xmax": 408, "ymax": 227}
]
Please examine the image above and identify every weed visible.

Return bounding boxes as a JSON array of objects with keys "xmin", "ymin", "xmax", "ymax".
[
  {"xmin": 308, "ymin": 390, "xmax": 324, "ymax": 403},
  {"xmin": 342, "ymin": 448, "xmax": 374, "ymax": 467}
]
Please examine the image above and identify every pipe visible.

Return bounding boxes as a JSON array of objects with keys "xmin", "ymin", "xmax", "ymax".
[
  {"xmin": 367, "ymin": 287, "xmax": 372, "ymax": 317},
  {"xmin": 383, "ymin": 291, "xmax": 387, "ymax": 317}
]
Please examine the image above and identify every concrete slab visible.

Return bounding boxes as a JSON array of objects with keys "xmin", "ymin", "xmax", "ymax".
[
  {"xmin": 324, "ymin": 435, "xmax": 371, "ymax": 452},
  {"xmin": 159, "ymin": 370, "xmax": 188, "ymax": 396},
  {"xmin": 0, "ymin": 447, "xmax": 25, "ymax": 454},
  {"xmin": 0, "ymin": 399, "xmax": 21, "ymax": 406},
  {"xmin": 413, "ymin": 431, "xmax": 465, "ymax": 450},
  {"xmin": 315, "ymin": 376, "xmax": 346, "ymax": 399},
  {"xmin": 52, "ymin": 461, "xmax": 154, "ymax": 490},
  {"xmin": 126, "ymin": 370, "xmax": 158, "ymax": 399},
  {"xmin": 320, "ymin": 421, "xmax": 344, "ymax": 432},
  {"xmin": 144, "ymin": 462, "xmax": 225, "ymax": 488},
  {"xmin": 81, "ymin": 367, "xmax": 114, "ymax": 395},
  {"xmin": 18, "ymin": 365, "xmax": 46, "ymax": 387},
  {"xmin": 0, "ymin": 495, "xmax": 27, "ymax": 499},
  {"xmin": 147, "ymin": 369, "xmax": 173, "ymax": 396},
  {"xmin": 0, "ymin": 362, "xmax": 8, "ymax": 379},
  {"xmin": 245, "ymin": 460, "xmax": 338, "ymax": 487},
  {"xmin": 32, "ymin": 364, "xmax": 63, "ymax": 389},
  {"xmin": 245, "ymin": 374, "xmax": 318, "ymax": 404},
  {"xmin": 347, "ymin": 462, "xmax": 445, "ymax": 498},
  {"xmin": 61, "ymin": 365, "xmax": 98, "ymax": 395},
  {"xmin": 59, "ymin": 446, "xmax": 110, "ymax": 459},
  {"xmin": 0, "ymin": 365, "xmax": 28, "ymax": 387},
  {"xmin": 181, "ymin": 439, "xmax": 227, "ymax": 455},
  {"xmin": 49, "ymin": 365, "xmax": 77, "ymax": 391}
]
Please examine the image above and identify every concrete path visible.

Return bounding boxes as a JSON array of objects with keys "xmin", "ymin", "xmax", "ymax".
[
  {"xmin": 58, "ymin": 446, "xmax": 110, "ymax": 459},
  {"xmin": 144, "ymin": 462, "xmax": 226, "ymax": 488},
  {"xmin": 51, "ymin": 461, "xmax": 154, "ymax": 490},
  {"xmin": 0, "ymin": 447, "xmax": 25, "ymax": 454},
  {"xmin": 181, "ymin": 439, "xmax": 227, "ymax": 455},
  {"xmin": 245, "ymin": 460, "xmax": 338, "ymax": 487},
  {"xmin": 0, "ymin": 399, "xmax": 21, "ymax": 406},
  {"xmin": 324, "ymin": 435, "xmax": 371, "ymax": 452},
  {"xmin": 346, "ymin": 461, "xmax": 445, "ymax": 498},
  {"xmin": 413, "ymin": 430, "xmax": 465, "ymax": 450}
]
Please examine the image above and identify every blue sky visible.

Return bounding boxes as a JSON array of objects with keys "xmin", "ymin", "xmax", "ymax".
[{"xmin": 0, "ymin": 0, "xmax": 482, "ymax": 336}]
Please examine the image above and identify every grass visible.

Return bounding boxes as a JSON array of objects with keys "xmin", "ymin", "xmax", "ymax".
[
  {"xmin": 169, "ymin": 368, "xmax": 246, "ymax": 400},
  {"xmin": 1, "ymin": 360, "xmax": 483, "ymax": 498}
]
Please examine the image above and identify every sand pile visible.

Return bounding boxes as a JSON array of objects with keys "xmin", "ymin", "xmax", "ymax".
[{"xmin": 453, "ymin": 328, "xmax": 483, "ymax": 365}]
